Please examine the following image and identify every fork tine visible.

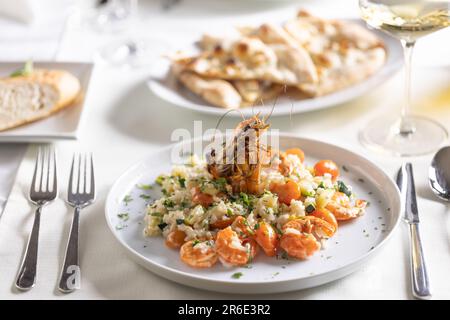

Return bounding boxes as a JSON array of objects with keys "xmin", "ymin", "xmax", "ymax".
[
  {"xmin": 52, "ymin": 148, "xmax": 57, "ymax": 193},
  {"xmin": 83, "ymin": 154, "xmax": 88, "ymax": 194},
  {"xmin": 68, "ymin": 154, "xmax": 75, "ymax": 195},
  {"xmin": 30, "ymin": 147, "xmax": 41, "ymax": 193},
  {"xmin": 89, "ymin": 153, "xmax": 95, "ymax": 197},
  {"xmin": 76, "ymin": 154, "xmax": 81, "ymax": 194},
  {"xmin": 38, "ymin": 147, "xmax": 46, "ymax": 192},
  {"xmin": 45, "ymin": 147, "xmax": 51, "ymax": 192}
]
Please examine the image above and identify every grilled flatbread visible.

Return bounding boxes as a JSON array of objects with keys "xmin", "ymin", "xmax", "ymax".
[
  {"xmin": 0, "ymin": 69, "xmax": 80, "ymax": 131},
  {"xmin": 284, "ymin": 10, "xmax": 386, "ymax": 96},
  {"xmin": 175, "ymin": 36, "xmax": 318, "ymax": 86}
]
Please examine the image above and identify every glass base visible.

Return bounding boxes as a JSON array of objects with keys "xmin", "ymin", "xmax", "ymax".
[
  {"xmin": 359, "ymin": 115, "xmax": 448, "ymax": 157},
  {"xmin": 96, "ymin": 38, "xmax": 169, "ymax": 68}
]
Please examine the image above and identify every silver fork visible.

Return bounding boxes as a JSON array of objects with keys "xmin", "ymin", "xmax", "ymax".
[
  {"xmin": 58, "ymin": 153, "xmax": 95, "ymax": 293},
  {"xmin": 16, "ymin": 146, "xmax": 58, "ymax": 291}
]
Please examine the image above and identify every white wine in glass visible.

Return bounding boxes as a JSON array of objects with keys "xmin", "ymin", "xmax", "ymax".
[{"xmin": 359, "ymin": 0, "xmax": 449, "ymax": 156}]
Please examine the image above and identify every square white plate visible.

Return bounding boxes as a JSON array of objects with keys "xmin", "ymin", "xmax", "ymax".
[{"xmin": 0, "ymin": 61, "xmax": 94, "ymax": 142}]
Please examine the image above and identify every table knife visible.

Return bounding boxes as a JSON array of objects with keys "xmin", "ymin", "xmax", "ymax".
[{"xmin": 396, "ymin": 163, "xmax": 432, "ymax": 300}]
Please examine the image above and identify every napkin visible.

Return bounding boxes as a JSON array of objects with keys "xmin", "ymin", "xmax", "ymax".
[{"xmin": 0, "ymin": 145, "xmax": 27, "ymax": 217}]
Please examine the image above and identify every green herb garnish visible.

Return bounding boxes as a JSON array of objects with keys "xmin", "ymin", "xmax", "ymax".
[
  {"xmin": 139, "ymin": 194, "xmax": 151, "ymax": 200},
  {"xmin": 137, "ymin": 183, "xmax": 153, "ymax": 190},
  {"xmin": 231, "ymin": 272, "xmax": 243, "ymax": 279},
  {"xmin": 337, "ymin": 181, "xmax": 352, "ymax": 197},
  {"xmin": 192, "ymin": 240, "xmax": 201, "ymax": 247},
  {"xmin": 123, "ymin": 195, "xmax": 133, "ymax": 205},
  {"xmin": 117, "ymin": 213, "xmax": 129, "ymax": 221},
  {"xmin": 10, "ymin": 60, "xmax": 33, "ymax": 77},
  {"xmin": 155, "ymin": 175, "xmax": 165, "ymax": 185},
  {"xmin": 163, "ymin": 199, "xmax": 175, "ymax": 208},
  {"xmin": 178, "ymin": 177, "xmax": 186, "ymax": 188}
]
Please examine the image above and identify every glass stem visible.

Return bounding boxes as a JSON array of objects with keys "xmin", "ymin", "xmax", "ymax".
[{"xmin": 399, "ymin": 39, "xmax": 416, "ymax": 135}]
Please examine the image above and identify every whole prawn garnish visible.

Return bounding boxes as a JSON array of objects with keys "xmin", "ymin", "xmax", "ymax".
[{"xmin": 207, "ymin": 114, "xmax": 273, "ymax": 195}]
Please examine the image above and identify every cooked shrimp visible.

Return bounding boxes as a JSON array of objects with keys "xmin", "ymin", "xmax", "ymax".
[
  {"xmin": 231, "ymin": 216, "xmax": 254, "ymax": 237},
  {"xmin": 326, "ymin": 192, "xmax": 367, "ymax": 221},
  {"xmin": 270, "ymin": 180, "xmax": 301, "ymax": 205},
  {"xmin": 207, "ymin": 115, "xmax": 272, "ymax": 195},
  {"xmin": 210, "ymin": 216, "xmax": 235, "ymax": 230},
  {"xmin": 280, "ymin": 219, "xmax": 320, "ymax": 260},
  {"xmin": 191, "ymin": 186, "xmax": 214, "ymax": 207},
  {"xmin": 254, "ymin": 221, "xmax": 278, "ymax": 257},
  {"xmin": 215, "ymin": 227, "xmax": 255, "ymax": 266},
  {"xmin": 165, "ymin": 229, "xmax": 187, "ymax": 249},
  {"xmin": 311, "ymin": 209, "xmax": 338, "ymax": 237},
  {"xmin": 180, "ymin": 240, "xmax": 218, "ymax": 268}
]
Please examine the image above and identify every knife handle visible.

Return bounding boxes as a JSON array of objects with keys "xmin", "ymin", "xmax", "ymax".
[{"xmin": 409, "ymin": 223, "xmax": 431, "ymax": 299}]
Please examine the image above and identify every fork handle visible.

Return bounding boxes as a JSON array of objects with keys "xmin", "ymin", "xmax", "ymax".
[
  {"xmin": 16, "ymin": 206, "xmax": 42, "ymax": 290},
  {"xmin": 58, "ymin": 207, "xmax": 81, "ymax": 293}
]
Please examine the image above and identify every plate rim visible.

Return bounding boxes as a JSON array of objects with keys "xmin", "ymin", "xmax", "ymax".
[
  {"xmin": 147, "ymin": 19, "xmax": 403, "ymax": 117},
  {"xmin": 104, "ymin": 133, "xmax": 402, "ymax": 291}
]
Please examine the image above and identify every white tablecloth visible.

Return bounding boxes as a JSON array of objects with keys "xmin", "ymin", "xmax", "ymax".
[{"xmin": 0, "ymin": 0, "xmax": 449, "ymax": 299}]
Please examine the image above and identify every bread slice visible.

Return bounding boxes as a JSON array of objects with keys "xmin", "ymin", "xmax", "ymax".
[{"xmin": 0, "ymin": 69, "xmax": 81, "ymax": 131}]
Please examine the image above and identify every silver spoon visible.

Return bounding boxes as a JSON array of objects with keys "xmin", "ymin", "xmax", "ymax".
[{"xmin": 429, "ymin": 146, "xmax": 450, "ymax": 201}]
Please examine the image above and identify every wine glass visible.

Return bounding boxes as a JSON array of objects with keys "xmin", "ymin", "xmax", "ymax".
[
  {"xmin": 95, "ymin": 0, "xmax": 169, "ymax": 68},
  {"xmin": 359, "ymin": 0, "xmax": 449, "ymax": 156}
]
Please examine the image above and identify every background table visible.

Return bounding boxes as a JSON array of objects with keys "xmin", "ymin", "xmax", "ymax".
[{"xmin": 0, "ymin": 0, "xmax": 449, "ymax": 299}]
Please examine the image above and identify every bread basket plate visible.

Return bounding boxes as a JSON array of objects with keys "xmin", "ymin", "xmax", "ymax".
[
  {"xmin": 147, "ymin": 20, "xmax": 402, "ymax": 117},
  {"xmin": 105, "ymin": 133, "xmax": 401, "ymax": 294},
  {"xmin": 0, "ymin": 61, "xmax": 94, "ymax": 142}
]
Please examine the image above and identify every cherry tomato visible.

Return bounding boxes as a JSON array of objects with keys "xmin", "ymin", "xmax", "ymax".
[
  {"xmin": 270, "ymin": 180, "xmax": 301, "ymax": 205},
  {"xmin": 314, "ymin": 160, "xmax": 339, "ymax": 181},
  {"xmin": 285, "ymin": 148, "xmax": 305, "ymax": 163}
]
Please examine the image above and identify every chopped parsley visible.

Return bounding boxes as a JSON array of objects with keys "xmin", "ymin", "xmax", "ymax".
[
  {"xmin": 231, "ymin": 272, "xmax": 243, "ymax": 279},
  {"xmin": 136, "ymin": 183, "xmax": 153, "ymax": 190},
  {"xmin": 337, "ymin": 180, "xmax": 352, "ymax": 197},
  {"xmin": 155, "ymin": 175, "xmax": 165, "ymax": 186},
  {"xmin": 139, "ymin": 194, "xmax": 151, "ymax": 200},
  {"xmin": 226, "ymin": 208, "xmax": 233, "ymax": 217},
  {"xmin": 163, "ymin": 199, "xmax": 175, "ymax": 208},
  {"xmin": 240, "ymin": 192, "xmax": 252, "ymax": 208},
  {"xmin": 212, "ymin": 177, "xmax": 227, "ymax": 192},
  {"xmin": 123, "ymin": 195, "xmax": 133, "ymax": 205},
  {"xmin": 117, "ymin": 213, "xmax": 129, "ymax": 221},
  {"xmin": 192, "ymin": 240, "xmax": 201, "ymax": 247},
  {"xmin": 178, "ymin": 177, "xmax": 186, "ymax": 188},
  {"xmin": 254, "ymin": 223, "xmax": 260, "ymax": 230}
]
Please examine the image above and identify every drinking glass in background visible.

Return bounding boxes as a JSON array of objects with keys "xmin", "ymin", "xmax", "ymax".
[
  {"xmin": 90, "ymin": 0, "xmax": 170, "ymax": 68},
  {"xmin": 359, "ymin": 0, "xmax": 449, "ymax": 156}
]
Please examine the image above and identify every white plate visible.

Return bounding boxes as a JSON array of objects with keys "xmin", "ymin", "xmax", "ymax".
[
  {"xmin": 0, "ymin": 62, "xmax": 94, "ymax": 142},
  {"xmin": 105, "ymin": 134, "xmax": 401, "ymax": 294},
  {"xmin": 147, "ymin": 20, "xmax": 402, "ymax": 117}
]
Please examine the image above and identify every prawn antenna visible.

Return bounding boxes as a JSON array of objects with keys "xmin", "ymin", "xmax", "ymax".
[
  {"xmin": 264, "ymin": 93, "xmax": 278, "ymax": 123},
  {"xmin": 213, "ymin": 109, "xmax": 245, "ymax": 143}
]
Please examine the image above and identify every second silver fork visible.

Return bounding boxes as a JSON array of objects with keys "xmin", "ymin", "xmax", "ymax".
[{"xmin": 58, "ymin": 153, "xmax": 95, "ymax": 293}]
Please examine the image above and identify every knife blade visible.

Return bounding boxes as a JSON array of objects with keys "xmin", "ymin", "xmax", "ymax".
[
  {"xmin": 396, "ymin": 163, "xmax": 420, "ymax": 223},
  {"xmin": 396, "ymin": 162, "xmax": 431, "ymax": 299}
]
